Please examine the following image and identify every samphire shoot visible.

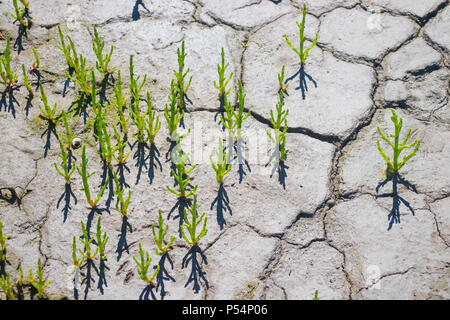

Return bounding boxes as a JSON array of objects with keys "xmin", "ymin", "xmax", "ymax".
[
  {"xmin": 152, "ymin": 209, "xmax": 175, "ymax": 256},
  {"xmin": 133, "ymin": 243, "xmax": 160, "ymax": 286}
]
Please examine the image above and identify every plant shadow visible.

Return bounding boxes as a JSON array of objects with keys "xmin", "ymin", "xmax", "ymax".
[
  {"xmin": 116, "ymin": 216, "xmax": 132, "ymax": 261},
  {"xmin": 56, "ymin": 182, "xmax": 77, "ymax": 223},
  {"xmin": 211, "ymin": 184, "xmax": 232, "ymax": 230},
  {"xmin": 148, "ymin": 144, "xmax": 162, "ymax": 184},
  {"xmin": 266, "ymin": 146, "xmax": 289, "ymax": 189},
  {"xmin": 132, "ymin": 0, "xmax": 151, "ymax": 21},
  {"xmin": 139, "ymin": 283, "xmax": 157, "ymax": 300},
  {"xmin": 168, "ymin": 197, "xmax": 192, "ymax": 238},
  {"xmin": 0, "ymin": 89, "xmax": 20, "ymax": 118},
  {"xmin": 41, "ymin": 121, "xmax": 59, "ymax": 158},
  {"xmin": 376, "ymin": 173, "xmax": 418, "ymax": 230},
  {"xmin": 80, "ymin": 259, "xmax": 99, "ymax": 300},
  {"xmin": 285, "ymin": 64, "xmax": 317, "ymax": 100},
  {"xmin": 235, "ymin": 137, "xmax": 251, "ymax": 183},
  {"xmin": 100, "ymin": 162, "xmax": 115, "ymax": 210},
  {"xmin": 132, "ymin": 141, "xmax": 150, "ymax": 185},
  {"xmin": 181, "ymin": 245, "xmax": 208, "ymax": 294},
  {"xmin": 155, "ymin": 252, "xmax": 175, "ymax": 300}
]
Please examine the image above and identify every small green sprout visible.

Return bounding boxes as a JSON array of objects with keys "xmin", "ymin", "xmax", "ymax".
[
  {"xmin": 131, "ymin": 96, "xmax": 148, "ymax": 144},
  {"xmin": 213, "ymin": 47, "xmax": 233, "ymax": 101},
  {"xmin": 164, "ymin": 80, "xmax": 183, "ymax": 139},
  {"xmin": 95, "ymin": 216, "xmax": 108, "ymax": 261},
  {"xmin": 78, "ymin": 221, "xmax": 98, "ymax": 261},
  {"xmin": 76, "ymin": 146, "xmax": 109, "ymax": 208},
  {"xmin": 96, "ymin": 120, "xmax": 114, "ymax": 167},
  {"xmin": 210, "ymin": 138, "xmax": 232, "ymax": 185},
  {"xmin": 92, "ymin": 25, "xmax": 114, "ymax": 75},
  {"xmin": 112, "ymin": 70, "xmax": 130, "ymax": 135},
  {"xmin": 0, "ymin": 221, "xmax": 10, "ymax": 263},
  {"xmin": 145, "ymin": 91, "xmax": 161, "ymax": 145},
  {"xmin": 129, "ymin": 55, "xmax": 147, "ymax": 103},
  {"xmin": 21, "ymin": 64, "xmax": 34, "ymax": 97},
  {"xmin": 152, "ymin": 209, "xmax": 175, "ymax": 256},
  {"xmin": 377, "ymin": 108, "xmax": 421, "ymax": 174},
  {"xmin": 38, "ymin": 83, "xmax": 59, "ymax": 124},
  {"xmin": 17, "ymin": 265, "xmax": 24, "ymax": 286},
  {"xmin": 173, "ymin": 40, "xmax": 192, "ymax": 109},
  {"xmin": 57, "ymin": 25, "xmax": 76, "ymax": 70},
  {"xmin": 220, "ymin": 99, "xmax": 236, "ymax": 132},
  {"xmin": 11, "ymin": 0, "xmax": 29, "ymax": 28},
  {"xmin": 30, "ymin": 48, "xmax": 45, "ymax": 73},
  {"xmin": 133, "ymin": 243, "xmax": 160, "ymax": 286},
  {"xmin": 58, "ymin": 111, "xmax": 76, "ymax": 149},
  {"xmin": 72, "ymin": 236, "xmax": 85, "ymax": 268},
  {"xmin": 181, "ymin": 193, "xmax": 208, "ymax": 246},
  {"xmin": 284, "ymin": 2, "xmax": 318, "ymax": 65},
  {"xmin": 0, "ymin": 37, "xmax": 19, "ymax": 90},
  {"xmin": 112, "ymin": 123, "xmax": 130, "ymax": 165},
  {"xmin": 313, "ymin": 289, "xmax": 319, "ymax": 300},
  {"xmin": 232, "ymin": 79, "xmax": 251, "ymax": 138},
  {"xmin": 266, "ymin": 92, "xmax": 289, "ymax": 162},
  {"xmin": 167, "ymin": 145, "xmax": 197, "ymax": 198},
  {"xmin": 28, "ymin": 258, "xmax": 51, "ymax": 299},
  {"xmin": 67, "ymin": 56, "xmax": 95, "ymax": 96},
  {"xmin": 112, "ymin": 171, "xmax": 131, "ymax": 217},
  {"xmin": 0, "ymin": 273, "xmax": 17, "ymax": 300},
  {"xmin": 278, "ymin": 65, "xmax": 289, "ymax": 94},
  {"xmin": 54, "ymin": 139, "xmax": 76, "ymax": 185}
]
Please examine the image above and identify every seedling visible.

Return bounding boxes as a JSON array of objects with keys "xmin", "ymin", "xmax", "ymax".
[
  {"xmin": 11, "ymin": 0, "xmax": 29, "ymax": 28},
  {"xmin": 72, "ymin": 236, "xmax": 85, "ymax": 268},
  {"xmin": 92, "ymin": 25, "xmax": 114, "ymax": 75},
  {"xmin": 0, "ymin": 273, "xmax": 17, "ymax": 300},
  {"xmin": 145, "ymin": 91, "xmax": 161, "ymax": 145},
  {"xmin": 164, "ymin": 80, "xmax": 183, "ymax": 139},
  {"xmin": 152, "ymin": 209, "xmax": 175, "ymax": 256},
  {"xmin": 213, "ymin": 47, "xmax": 233, "ymax": 101},
  {"xmin": 0, "ymin": 37, "xmax": 19, "ymax": 90},
  {"xmin": 133, "ymin": 243, "xmax": 160, "ymax": 286},
  {"xmin": 377, "ymin": 108, "xmax": 421, "ymax": 175},
  {"xmin": 38, "ymin": 83, "xmax": 59, "ymax": 124},
  {"xmin": 96, "ymin": 120, "xmax": 114, "ymax": 167},
  {"xmin": 313, "ymin": 290, "xmax": 319, "ymax": 300},
  {"xmin": 284, "ymin": 2, "xmax": 318, "ymax": 65},
  {"xmin": 28, "ymin": 258, "xmax": 51, "ymax": 299},
  {"xmin": 131, "ymin": 96, "xmax": 147, "ymax": 144},
  {"xmin": 30, "ymin": 48, "xmax": 45, "ymax": 74},
  {"xmin": 129, "ymin": 55, "xmax": 146, "ymax": 103},
  {"xmin": 266, "ymin": 69, "xmax": 289, "ymax": 162},
  {"xmin": 173, "ymin": 40, "xmax": 192, "ymax": 109},
  {"xmin": 167, "ymin": 145, "xmax": 197, "ymax": 198},
  {"xmin": 112, "ymin": 70, "xmax": 130, "ymax": 135},
  {"xmin": 67, "ymin": 56, "xmax": 95, "ymax": 96},
  {"xmin": 54, "ymin": 139, "xmax": 76, "ymax": 185},
  {"xmin": 21, "ymin": 64, "xmax": 33, "ymax": 97},
  {"xmin": 220, "ymin": 99, "xmax": 236, "ymax": 133},
  {"xmin": 112, "ymin": 123, "xmax": 130, "ymax": 165},
  {"xmin": 278, "ymin": 65, "xmax": 289, "ymax": 94},
  {"xmin": 95, "ymin": 216, "xmax": 108, "ymax": 261},
  {"xmin": 210, "ymin": 139, "xmax": 232, "ymax": 184},
  {"xmin": 233, "ymin": 79, "xmax": 251, "ymax": 138},
  {"xmin": 181, "ymin": 193, "xmax": 208, "ymax": 246},
  {"xmin": 112, "ymin": 171, "xmax": 131, "ymax": 217},
  {"xmin": 57, "ymin": 25, "xmax": 76, "ymax": 70},
  {"xmin": 78, "ymin": 221, "xmax": 99, "ymax": 261},
  {"xmin": 0, "ymin": 221, "xmax": 10, "ymax": 262},
  {"xmin": 76, "ymin": 146, "xmax": 109, "ymax": 208},
  {"xmin": 58, "ymin": 111, "xmax": 76, "ymax": 149}
]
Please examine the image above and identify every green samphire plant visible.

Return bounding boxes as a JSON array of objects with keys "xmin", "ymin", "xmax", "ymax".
[
  {"xmin": 0, "ymin": 273, "xmax": 17, "ymax": 300},
  {"xmin": 284, "ymin": 2, "xmax": 318, "ymax": 65},
  {"xmin": 28, "ymin": 258, "xmax": 51, "ymax": 299},
  {"xmin": 152, "ymin": 209, "xmax": 175, "ymax": 256},
  {"xmin": 377, "ymin": 108, "xmax": 421, "ymax": 175},
  {"xmin": 133, "ymin": 243, "xmax": 160, "ymax": 286},
  {"xmin": 181, "ymin": 193, "xmax": 208, "ymax": 246},
  {"xmin": 92, "ymin": 25, "xmax": 114, "ymax": 75},
  {"xmin": 173, "ymin": 40, "xmax": 192, "ymax": 109},
  {"xmin": 0, "ymin": 221, "xmax": 10, "ymax": 263},
  {"xmin": 54, "ymin": 139, "xmax": 76, "ymax": 185},
  {"xmin": 213, "ymin": 47, "xmax": 233, "ymax": 102},
  {"xmin": 11, "ymin": 0, "xmax": 30, "ymax": 28},
  {"xmin": 210, "ymin": 138, "xmax": 232, "ymax": 185},
  {"xmin": 0, "ymin": 37, "xmax": 19, "ymax": 91}
]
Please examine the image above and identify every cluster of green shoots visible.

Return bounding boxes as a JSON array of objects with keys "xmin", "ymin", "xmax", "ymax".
[
  {"xmin": 266, "ymin": 66, "xmax": 289, "ymax": 163},
  {"xmin": 166, "ymin": 142, "xmax": 197, "ymax": 198},
  {"xmin": 112, "ymin": 171, "xmax": 131, "ymax": 217},
  {"xmin": 214, "ymin": 47, "xmax": 233, "ymax": 103},
  {"xmin": 152, "ymin": 209, "xmax": 175, "ymax": 256},
  {"xmin": 173, "ymin": 40, "xmax": 192, "ymax": 109},
  {"xmin": 181, "ymin": 193, "xmax": 208, "ymax": 246},
  {"xmin": 54, "ymin": 139, "xmax": 76, "ymax": 185},
  {"xmin": 0, "ymin": 272, "xmax": 16, "ymax": 300},
  {"xmin": 284, "ymin": 2, "xmax": 318, "ymax": 65},
  {"xmin": 72, "ymin": 217, "xmax": 109, "ymax": 267},
  {"xmin": 11, "ymin": 0, "xmax": 30, "ymax": 28},
  {"xmin": 210, "ymin": 138, "xmax": 232, "ymax": 184},
  {"xmin": 21, "ymin": 49, "xmax": 44, "ymax": 98},
  {"xmin": 92, "ymin": 25, "xmax": 114, "ymax": 76},
  {"xmin": 377, "ymin": 108, "xmax": 421, "ymax": 175},
  {"xmin": 0, "ymin": 37, "xmax": 19, "ymax": 91},
  {"xmin": 164, "ymin": 80, "xmax": 184, "ymax": 140},
  {"xmin": 77, "ymin": 146, "xmax": 109, "ymax": 209},
  {"xmin": 38, "ymin": 83, "xmax": 60, "ymax": 124},
  {"xmin": 28, "ymin": 258, "xmax": 51, "ymax": 299},
  {"xmin": 133, "ymin": 243, "xmax": 160, "ymax": 286}
]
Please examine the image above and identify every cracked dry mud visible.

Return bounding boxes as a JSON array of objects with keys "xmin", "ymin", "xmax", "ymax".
[{"xmin": 0, "ymin": 0, "xmax": 449, "ymax": 300}]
